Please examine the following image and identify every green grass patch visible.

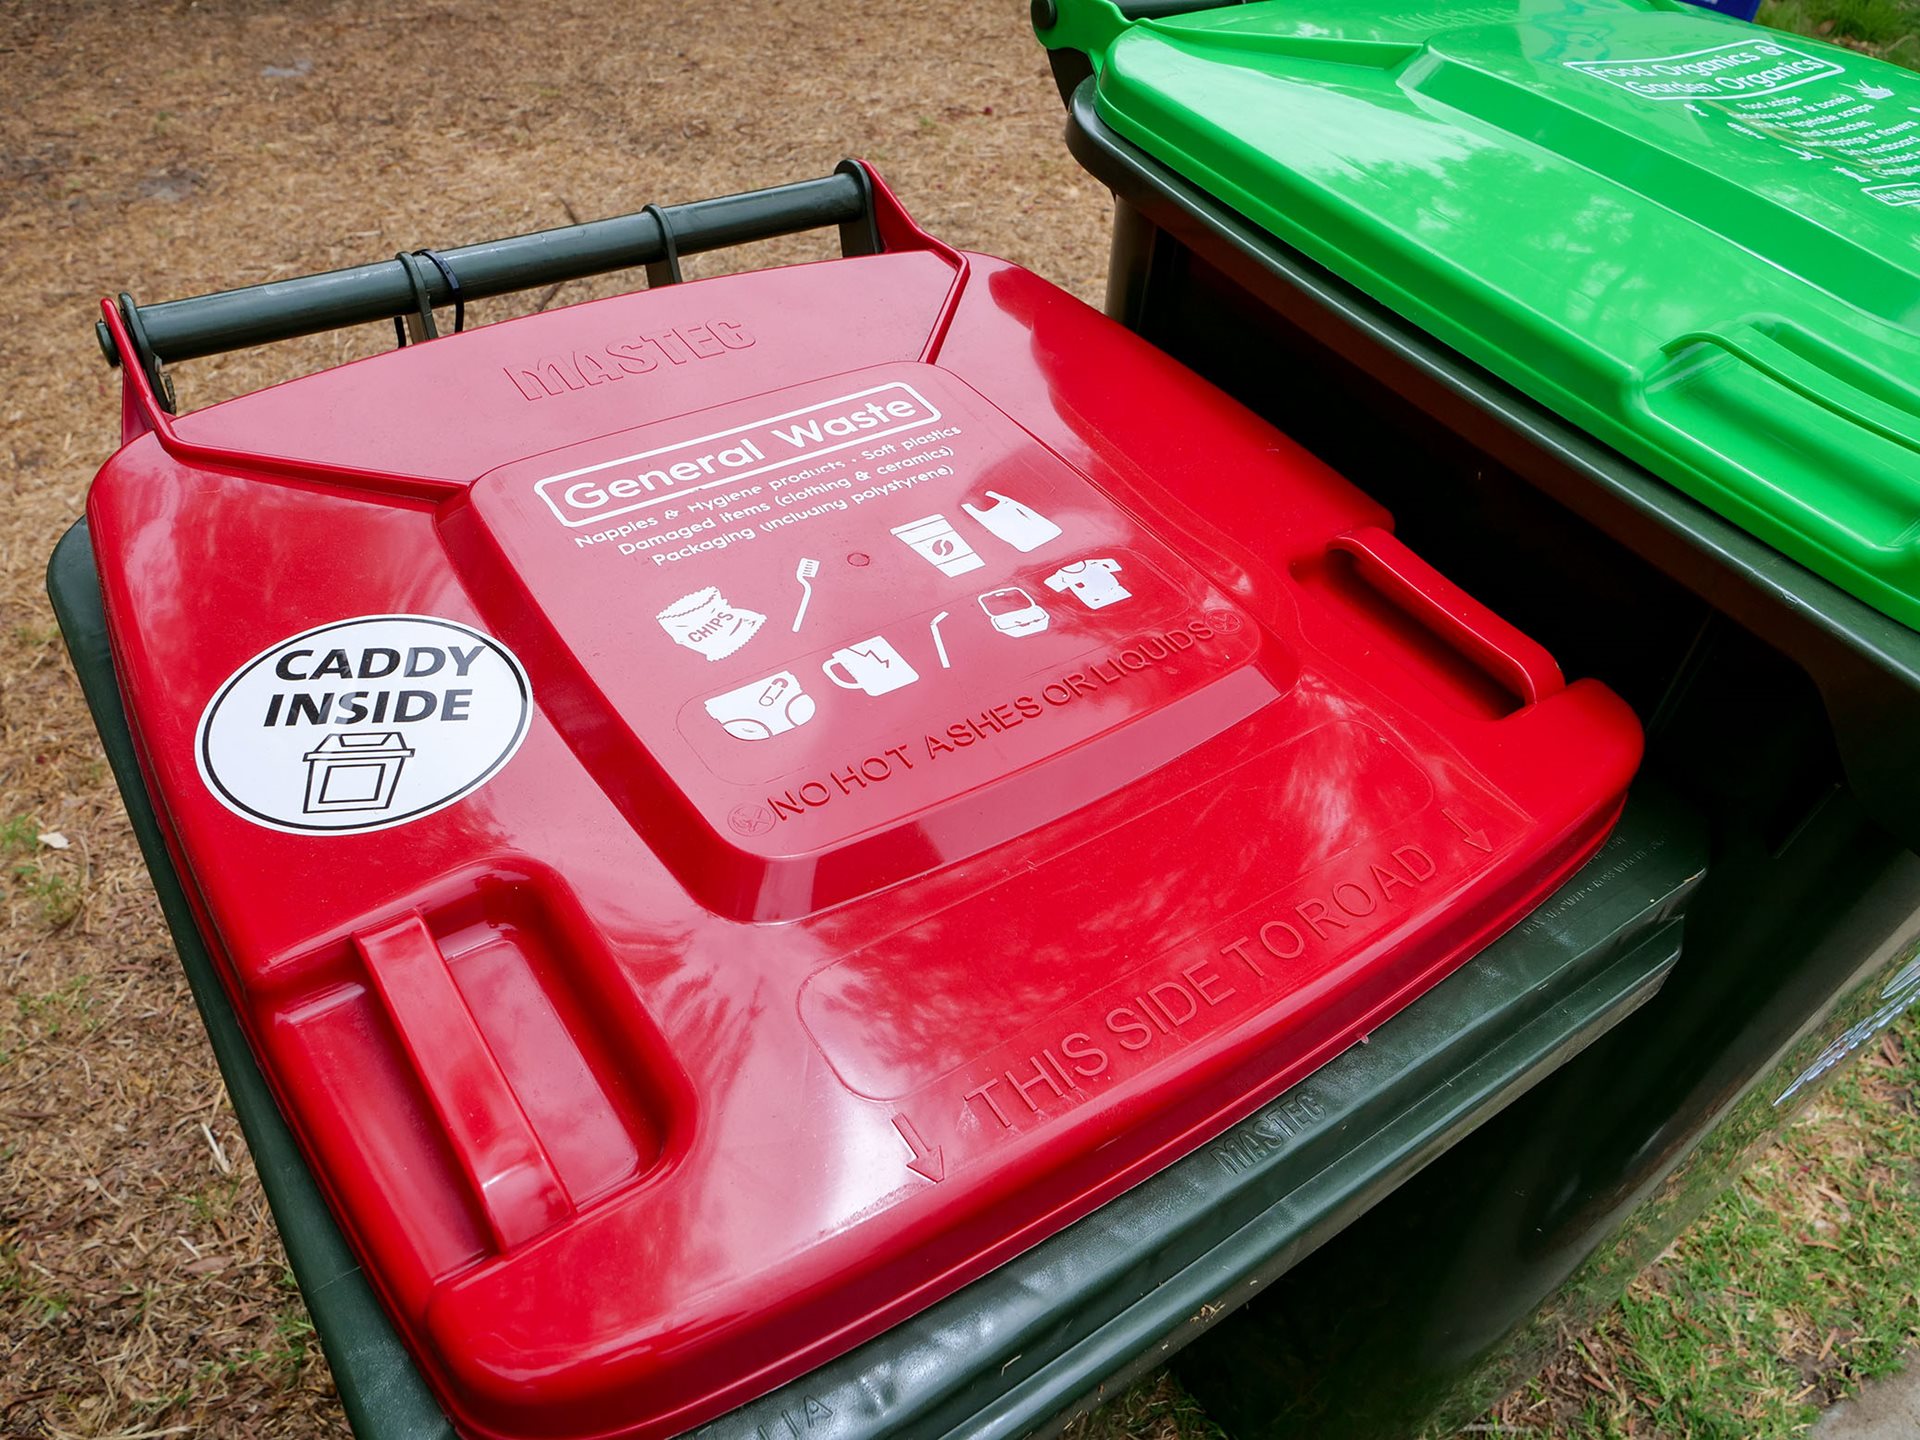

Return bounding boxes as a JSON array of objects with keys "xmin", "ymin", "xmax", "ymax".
[
  {"xmin": 1760, "ymin": 0, "xmax": 1920, "ymax": 67},
  {"xmin": 1068, "ymin": 1019, "xmax": 1920, "ymax": 1440},
  {"xmin": 1582, "ymin": 1029, "xmax": 1920, "ymax": 1437},
  {"xmin": 0, "ymin": 815, "xmax": 38, "ymax": 855},
  {"xmin": 13, "ymin": 974, "xmax": 94, "ymax": 1038}
]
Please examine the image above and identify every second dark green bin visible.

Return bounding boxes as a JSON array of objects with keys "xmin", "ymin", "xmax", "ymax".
[{"xmin": 1039, "ymin": 1, "xmax": 1920, "ymax": 1432}]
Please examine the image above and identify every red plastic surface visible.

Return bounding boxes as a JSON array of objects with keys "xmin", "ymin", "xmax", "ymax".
[{"xmin": 86, "ymin": 170, "xmax": 1641, "ymax": 1440}]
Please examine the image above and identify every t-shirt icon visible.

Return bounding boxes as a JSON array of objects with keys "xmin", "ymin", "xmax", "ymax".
[{"xmin": 1044, "ymin": 558, "xmax": 1131, "ymax": 610}]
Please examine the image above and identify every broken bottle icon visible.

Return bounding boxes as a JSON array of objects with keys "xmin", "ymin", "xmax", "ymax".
[{"xmin": 302, "ymin": 730, "xmax": 416, "ymax": 815}]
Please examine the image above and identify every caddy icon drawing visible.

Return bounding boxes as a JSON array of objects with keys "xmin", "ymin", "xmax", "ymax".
[{"xmin": 301, "ymin": 730, "xmax": 416, "ymax": 815}]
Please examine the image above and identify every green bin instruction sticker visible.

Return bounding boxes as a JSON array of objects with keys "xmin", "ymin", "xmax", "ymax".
[
  {"xmin": 1866, "ymin": 181, "xmax": 1920, "ymax": 207},
  {"xmin": 1566, "ymin": 39, "xmax": 1843, "ymax": 102},
  {"xmin": 1567, "ymin": 39, "xmax": 1920, "ymax": 211}
]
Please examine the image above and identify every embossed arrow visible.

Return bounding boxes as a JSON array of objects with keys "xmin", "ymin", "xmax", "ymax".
[
  {"xmin": 1443, "ymin": 807, "xmax": 1492, "ymax": 854},
  {"xmin": 892, "ymin": 1113, "xmax": 945, "ymax": 1183}
]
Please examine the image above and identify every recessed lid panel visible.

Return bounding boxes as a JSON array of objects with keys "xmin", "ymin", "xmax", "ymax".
[{"xmin": 465, "ymin": 361, "xmax": 1273, "ymax": 917}]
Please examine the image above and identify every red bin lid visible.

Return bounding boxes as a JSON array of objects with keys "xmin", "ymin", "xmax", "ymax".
[{"xmin": 86, "ymin": 169, "xmax": 1641, "ymax": 1439}]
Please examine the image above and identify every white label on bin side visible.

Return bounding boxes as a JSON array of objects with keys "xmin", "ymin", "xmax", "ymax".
[{"xmin": 196, "ymin": 615, "xmax": 532, "ymax": 835}]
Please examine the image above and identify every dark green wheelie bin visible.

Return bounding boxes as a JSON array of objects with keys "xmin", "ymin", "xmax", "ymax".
[
  {"xmin": 1036, "ymin": 0, "xmax": 1920, "ymax": 1432},
  {"xmin": 50, "ymin": 517, "xmax": 1707, "ymax": 1437},
  {"xmin": 52, "ymin": 173, "xmax": 1714, "ymax": 1439}
]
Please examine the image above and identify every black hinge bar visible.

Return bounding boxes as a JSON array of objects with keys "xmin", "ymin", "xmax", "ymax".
[{"xmin": 99, "ymin": 164, "xmax": 877, "ymax": 373}]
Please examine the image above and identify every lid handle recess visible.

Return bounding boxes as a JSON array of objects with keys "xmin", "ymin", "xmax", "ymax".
[
  {"xmin": 1328, "ymin": 526, "xmax": 1564, "ymax": 708},
  {"xmin": 1647, "ymin": 323, "xmax": 1920, "ymax": 559},
  {"xmin": 355, "ymin": 914, "xmax": 572, "ymax": 1252},
  {"xmin": 1662, "ymin": 326, "xmax": 1920, "ymax": 460}
]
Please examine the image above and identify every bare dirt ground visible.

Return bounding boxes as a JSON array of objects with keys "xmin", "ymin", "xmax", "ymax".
[
  {"xmin": 0, "ymin": 3, "xmax": 1108, "ymax": 1434},
  {"xmin": 9, "ymin": 5, "xmax": 1913, "ymax": 1440}
]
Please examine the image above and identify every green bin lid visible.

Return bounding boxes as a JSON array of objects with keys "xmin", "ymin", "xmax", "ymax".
[{"xmin": 1043, "ymin": 0, "xmax": 1920, "ymax": 628}]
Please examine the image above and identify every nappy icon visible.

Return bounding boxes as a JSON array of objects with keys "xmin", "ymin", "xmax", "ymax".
[
  {"xmin": 657, "ymin": 587, "xmax": 766, "ymax": 662},
  {"xmin": 704, "ymin": 671, "xmax": 816, "ymax": 741}
]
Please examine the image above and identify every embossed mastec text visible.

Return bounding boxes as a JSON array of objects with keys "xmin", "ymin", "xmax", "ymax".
[
  {"xmin": 532, "ymin": 382, "xmax": 941, "ymax": 528},
  {"xmin": 1212, "ymin": 1093, "xmax": 1328, "ymax": 1175},
  {"xmin": 502, "ymin": 319, "xmax": 755, "ymax": 401}
]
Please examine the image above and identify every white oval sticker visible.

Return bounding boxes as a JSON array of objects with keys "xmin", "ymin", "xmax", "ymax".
[{"xmin": 196, "ymin": 615, "xmax": 532, "ymax": 835}]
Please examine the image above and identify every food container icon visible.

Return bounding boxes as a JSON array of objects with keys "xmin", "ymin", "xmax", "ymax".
[
  {"xmin": 978, "ymin": 585, "xmax": 1049, "ymax": 637},
  {"xmin": 301, "ymin": 730, "xmax": 416, "ymax": 815}
]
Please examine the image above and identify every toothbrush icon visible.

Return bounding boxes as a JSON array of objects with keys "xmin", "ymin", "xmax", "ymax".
[{"xmin": 791, "ymin": 557, "xmax": 820, "ymax": 632}]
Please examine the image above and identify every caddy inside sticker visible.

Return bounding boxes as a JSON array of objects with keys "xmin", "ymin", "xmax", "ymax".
[{"xmin": 196, "ymin": 615, "xmax": 532, "ymax": 834}]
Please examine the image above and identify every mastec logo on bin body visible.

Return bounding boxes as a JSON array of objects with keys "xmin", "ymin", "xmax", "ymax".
[{"xmin": 531, "ymin": 382, "xmax": 942, "ymax": 530}]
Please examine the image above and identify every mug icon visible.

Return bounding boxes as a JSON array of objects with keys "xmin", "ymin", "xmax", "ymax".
[{"xmin": 823, "ymin": 637, "xmax": 920, "ymax": 697}]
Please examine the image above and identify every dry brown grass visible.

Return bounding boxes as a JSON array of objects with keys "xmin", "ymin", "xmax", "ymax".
[
  {"xmin": 11, "ymin": 5, "xmax": 1914, "ymax": 1439},
  {"xmin": 0, "ymin": 3, "xmax": 1107, "ymax": 1434}
]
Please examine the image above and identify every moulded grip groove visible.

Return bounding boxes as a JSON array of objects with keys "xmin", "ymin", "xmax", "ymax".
[
  {"xmin": 355, "ymin": 914, "xmax": 573, "ymax": 1251},
  {"xmin": 1328, "ymin": 526, "xmax": 1565, "ymax": 707},
  {"xmin": 1658, "ymin": 326, "xmax": 1920, "ymax": 461}
]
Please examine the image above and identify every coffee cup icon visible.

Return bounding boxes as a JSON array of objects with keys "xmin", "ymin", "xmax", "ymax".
[
  {"xmin": 891, "ymin": 514, "xmax": 984, "ymax": 577},
  {"xmin": 823, "ymin": 637, "xmax": 919, "ymax": 696}
]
